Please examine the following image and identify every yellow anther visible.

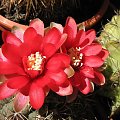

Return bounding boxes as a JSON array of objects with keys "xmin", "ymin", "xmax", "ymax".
[{"xmin": 27, "ymin": 52, "xmax": 46, "ymax": 72}]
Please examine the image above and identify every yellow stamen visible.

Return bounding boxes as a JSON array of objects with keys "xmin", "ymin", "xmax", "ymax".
[
  {"xmin": 27, "ymin": 52, "xmax": 46, "ymax": 71},
  {"xmin": 68, "ymin": 47, "xmax": 83, "ymax": 67}
]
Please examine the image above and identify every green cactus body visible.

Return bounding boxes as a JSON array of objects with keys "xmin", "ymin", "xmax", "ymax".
[
  {"xmin": 100, "ymin": 13, "xmax": 120, "ymax": 116},
  {"xmin": 101, "ymin": 14, "xmax": 120, "ymax": 43}
]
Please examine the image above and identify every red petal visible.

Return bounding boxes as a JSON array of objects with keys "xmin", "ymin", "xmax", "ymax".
[
  {"xmin": 0, "ymin": 61, "xmax": 25, "ymax": 75},
  {"xmin": 81, "ymin": 43, "xmax": 102, "ymax": 56},
  {"xmin": 23, "ymin": 34, "xmax": 43, "ymax": 53},
  {"xmin": 46, "ymin": 53, "xmax": 70, "ymax": 71},
  {"xmin": 20, "ymin": 82, "xmax": 31, "ymax": 96},
  {"xmin": 70, "ymin": 71, "xmax": 86, "ymax": 89},
  {"xmin": 30, "ymin": 18, "xmax": 44, "ymax": 36},
  {"xmin": 61, "ymin": 45, "xmax": 67, "ymax": 53},
  {"xmin": 64, "ymin": 17, "xmax": 77, "ymax": 47},
  {"xmin": 97, "ymin": 49, "xmax": 109, "ymax": 61},
  {"xmin": 92, "ymin": 70, "xmax": 105, "ymax": 85},
  {"xmin": 70, "ymin": 72, "xmax": 82, "ymax": 87},
  {"xmin": 65, "ymin": 17, "xmax": 77, "ymax": 33},
  {"xmin": 42, "ymin": 43, "xmax": 56, "ymax": 58},
  {"xmin": 7, "ymin": 76, "xmax": 29, "ymax": 89},
  {"xmin": 77, "ymin": 29, "xmax": 96, "ymax": 48},
  {"xmin": 30, "ymin": 34, "xmax": 43, "ymax": 52},
  {"xmin": 0, "ymin": 82, "xmax": 17, "ymax": 100},
  {"xmin": 74, "ymin": 30, "xmax": 86, "ymax": 47},
  {"xmin": 79, "ymin": 38, "xmax": 90, "ymax": 48},
  {"xmin": 48, "ymin": 80, "xmax": 59, "ymax": 92},
  {"xmin": 46, "ymin": 58, "xmax": 64, "ymax": 72},
  {"xmin": 47, "ymin": 71, "xmax": 67, "ymax": 85},
  {"xmin": 24, "ymin": 27, "xmax": 37, "ymax": 45},
  {"xmin": 65, "ymin": 17, "xmax": 77, "ymax": 36},
  {"xmin": 0, "ymin": 48, "xmax": 8, "ymax": 61},
  {"xmin": 64, "ymin": 26, "xmax": 74, "ymax": 48},
  {"xmin": 52, "ymin": 53, "xmax": 70, "ymax": 67},
  {"xmin": 84, "ymin": 56, "xmax": 104, "ymax": 67},
  {"xmin": 29, "ymin": 83, "xmax": 45, "ymax": 109},
  {"xmin": 78, "ymin": 78, "xmax": 94, "ymax": 94},
  {"xmin": 80, "ymin": 66, "xmax": 94, "ymax": 78},
  {"xmin": 48, "ymin": 80, "xmax": 73, "ymax": 96},
  {"xmin": 85, "ymin": 29, "xmax": 96, "ymax": 43},
  {"xmin": 23, "ymin": 68, "xmax": 39, "ymax": 79},
  {"xmin": 56, "ymin": 33, "xmax": 67, "ymax": 49},
  {"xmin": 2, "ymin": 43, "xmax": 21, "ymax": 64},
  {"xmin": 19, "ymin": 43, "xmax": 31, "ymax": 57},
  {"xmin": 44, "ymin": 27, "xmax": 61, "ymax": 44},
  {"xmin": 14, "ymin": 93, "xmax": 29, "ymax": 112},
  {"xmin": 11, "ymin": 26, "xmax": 24, "ymax": 42},
  {"xmin": 56, "ymin": 80, "xmax": 73, "ymax": 96},
  {"xmin": 2, "ymin": 31, "xmax": 22, "ymax": 46},
  {"xmin": 43, "ymin": 86, "xmax": 50, "ymax": 96},
  {"xmin": 2, "ymin": 30, "xmax": 8, "ymax": 42},
  {"xmin": 50, "ymin": 22, "xmax": 63, "ymax": 33},
  {"xmin": 35, "ymin": 76, "xmax": 51, "ymax": 88}
]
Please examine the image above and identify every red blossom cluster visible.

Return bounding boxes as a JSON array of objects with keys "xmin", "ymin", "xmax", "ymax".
[{"xmin": 0, "ymin": 17, "xmax": 109, "ymax": 111}]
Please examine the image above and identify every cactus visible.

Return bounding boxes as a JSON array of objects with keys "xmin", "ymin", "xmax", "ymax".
[
  {"xmin": 100, "ymin": 12, "xmax": 120, "ymax": 43},
  {"xmin": 100, "ymin": 11, "xmax": 120, "ymax": 116},
  {"xmin": 100, "ymin": 11, "xmax": 120, "ymax": 78}
]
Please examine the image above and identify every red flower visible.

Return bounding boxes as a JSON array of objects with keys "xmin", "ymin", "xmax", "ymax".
[
  {"xmin": 0, "ymin": 19, "xmax": 73, "ymax": 110},
  {"xmin": 52, "ymin": 17, "xmax": 109, "ymax": 94}
]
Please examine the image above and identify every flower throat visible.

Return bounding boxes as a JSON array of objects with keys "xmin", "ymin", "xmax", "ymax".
[
  {"xmin": 27, "ymin": 52, "xmax": 46, "ymax": 73},
  {"xmin": 68, "ymin": 47, "xmax": 83, "ymax": 69}
]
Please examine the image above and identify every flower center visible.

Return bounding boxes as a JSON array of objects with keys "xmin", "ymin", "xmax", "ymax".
[
  {"xmin": 27, "ymin": 52, "xmax": 46, "ymax": 73},
  {"xmin": 68, "ymin": 47, "xmax": 83, "ymax": 68}
]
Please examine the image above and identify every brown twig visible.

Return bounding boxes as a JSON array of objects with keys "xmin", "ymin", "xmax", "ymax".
[{"xmin": 77, "ymin": 0, "xmax": 109, "ymax": 29}]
